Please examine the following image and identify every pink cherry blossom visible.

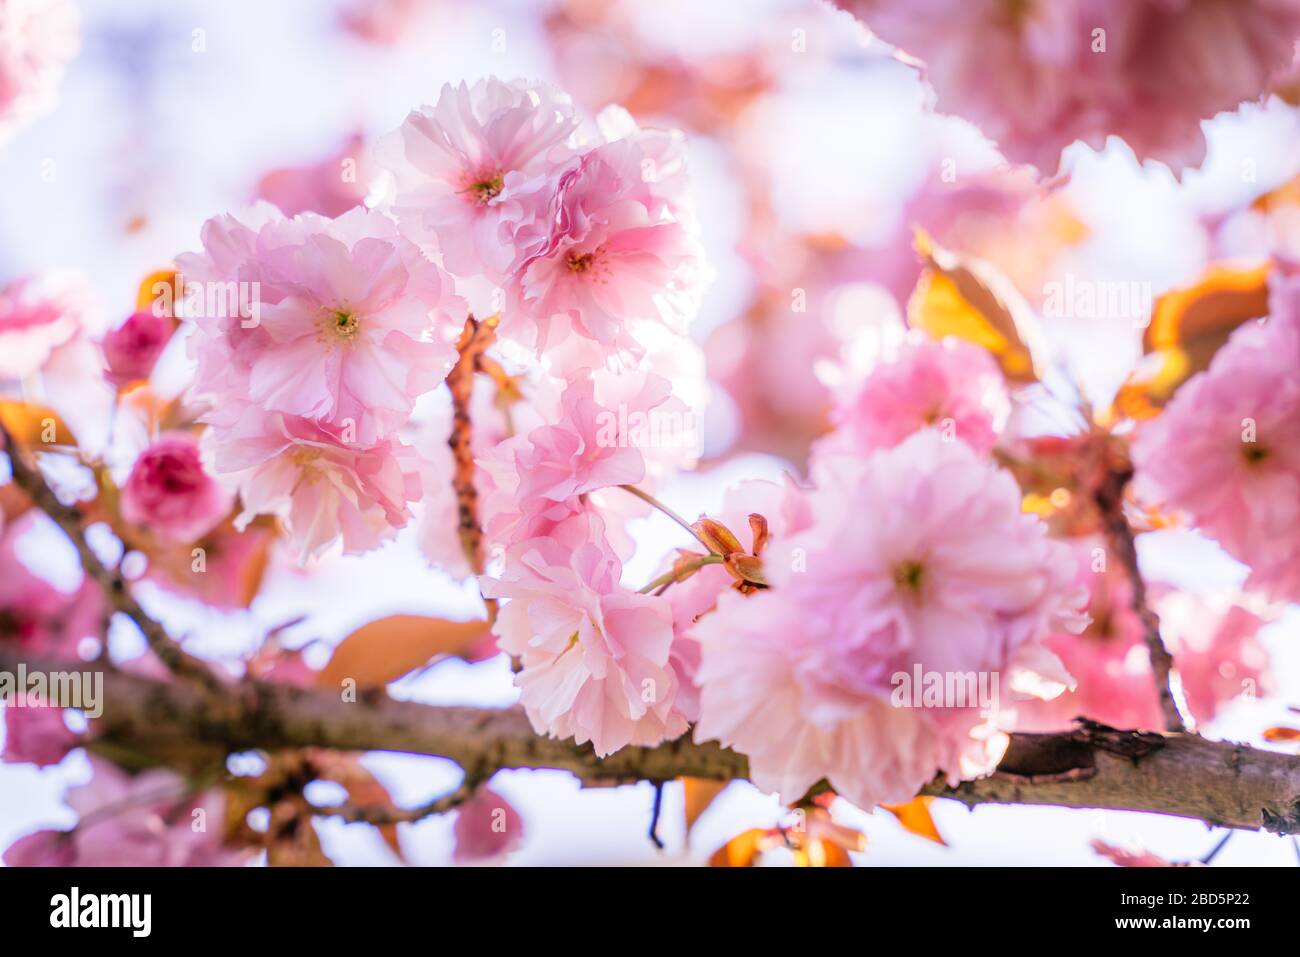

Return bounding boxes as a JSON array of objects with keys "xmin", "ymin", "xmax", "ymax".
[
  {"xmin": 507, "ymin": 135, "xmax": 705, "ymax": 357},
  {"xmin": 481, "ymin": 513, "xmax": 689, "ymax": 757},
  {"xmin": 452, "ymin": 785, "xmax": 525, "ymax": 864},
  {"xmin": 205, "ymin": 403, "xmax": 423, "ymax": 561},
  {"xmin": 1017, "ymin": 539, "xmax": 1271, "ymax": 731},
  {"xmin": 0, "ymin": 271, "xmax": 93, "ymax": 380},
  {"xmin": 1091, "ymin": 839, "xmax": 1194, "ymax": 868},
  {"xmin": 143, "ymin": 517, "xmax": 276, "ymax": 610},
  {"xmin": 0, "ymin": 0, "xmax": 79, "ymax": 145},
  {"xmin": 101, "ymin": 308, "xmax": 175, "ymax": 389},
  {"xmin": 255, "ymin": 132, "xmax": 372, "ymax": 218},
  {"xmin": 181, "ymin": 205, "xmax": 463, "ymax": 446},
  {"xmin": 813, "ymin": 333, "xmax": 1010, "ymax": 465},
  {"xmin": 477, "ymin": 368, "xmax": 691, "ymax": 547},
  {"xmin": 3, "ymin": 828, "xmax": 74, "ymax": 866},
  {"xmin": 1132, "ymin": 270, "xmax": 1300, "ymax": 603},
  {"xmin": 692, "ymin": 430, "xmax": 1085, "ymax": 808},
  {"xmin": 2, "ymin": 697, "xmax": 79, "ymax": 767},
  {"xmin": 49, "ymin": 757, "xmax": 252, "ymax": 867},
  {"xmin": 377, "ymin": 78, "xmax": 580, "ymax": 281},
  {"xmin": 0, "ymin": 513, "xmax": 103, "ymax": 658},
  {"xmin": 120, "ymin": 432, "xmax": 233, "ymax": 544},
  {"xmin": 1157, "ymin": 589, "xmax": 1271, "ymax": 725},
  {"xmin": 838, "ymin": 0, "xmax": 1300, "ymax": 176}
]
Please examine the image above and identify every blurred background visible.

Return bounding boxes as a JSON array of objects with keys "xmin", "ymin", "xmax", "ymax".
[{"xmin": 1, "ymin": 0, "xmax": 1298, "ymax": 865}]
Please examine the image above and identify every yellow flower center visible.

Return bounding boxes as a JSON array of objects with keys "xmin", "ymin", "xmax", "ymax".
[
  {"xmin": 893, "ymin": 560, "xmax": 925, "ymax": 593},
  {"xmin": 566, "ymin": 252, "xmax": 595, "ymax": 274},
  {"xmin": 328, "ymin": 309, "xmax": 360, "ymax": 341},
  {"xmin": 468, "ymin": 173, "xmax": 505, "ymax": 205}
]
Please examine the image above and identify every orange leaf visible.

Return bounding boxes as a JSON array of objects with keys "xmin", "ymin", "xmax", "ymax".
[
  {"xmin": 792, "ymin": 838, "xmax": 854, "ymax": 868},
  {"xmin": 0, "ymin": 399, "xmax": 75, "ymax": 450},
  {"xmin": 882, "ymin": 796, "xmax": 947, "ymax": 846},
  {"xmin": 1263, "ymin": 726, "xmax": 1300, "ymax": 743},
  {"xmin": 1114, "ymin": 263, "xmax": 1270, "ymax": 418},
  {"xmin": 316, "ymin": 614, "xmax": 488, "ymax": 690},
  {"xmin": 908, "ymin": 230, "xmax": 1049, "ymax": 383},
  {"xmin": 682, "ymin": 778, "xmax": 727, "ymax": 836},
  {"xmin": 708, "ymin": 828, "xmax": 772, "ymax": 868},
  {"xmin": 136, "ymin": 268, "xmax": 181, "ymax": 316}
]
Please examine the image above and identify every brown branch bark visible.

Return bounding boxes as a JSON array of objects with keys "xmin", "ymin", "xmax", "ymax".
[
  {"xmin": 0, "ymin": 425, "xmax": 221, "ymax": 692},
  {"xmin": 447, "ymin": 314, "xmax": 498, "ymax": 580},
  {"xmin": 1095, "ymin": 466, "xmax": 1184, "ymax": 732},
  {"xmin": 8, "ymin": 647, "xmax": 1299, "ymax": 836}
]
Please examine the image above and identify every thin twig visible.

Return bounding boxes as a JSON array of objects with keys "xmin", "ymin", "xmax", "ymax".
[
  {"xmin": 638, "ymin": 554, "xmax": 724, "ymax": 594},
  {"xmin": 0, "ymin": 422, "xmax": 221, "ymax": 691},
  {"xmin": 1094, "ymin": 466, "xmax": 1185, "ymax": 732},
  {"xmin": 648, "ymin": 781, "xmax": 666, "ymax": 850},
  {"xmin": 314, "ymin": 777, "xmax": 480, "ymax": 827},
  {"xmin": 618, "ymin": 484, "xmax": 710, "ymax": 551}
]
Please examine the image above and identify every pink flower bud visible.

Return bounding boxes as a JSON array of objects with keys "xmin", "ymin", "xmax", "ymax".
[
  {"xmin": 102, "ymin": 309, "xmax": 174, "ymax": 389},
  {"xmin": 119, "ymin": 433, "xmax": 232, "ymax": 543}
]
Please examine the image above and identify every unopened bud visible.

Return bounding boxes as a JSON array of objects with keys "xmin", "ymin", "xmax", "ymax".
[
  {"xmin": 693, "ymin": 517, "xmax": 745, "ymax": 557},
  {"xmin": 725, "ymin": 553, "xmax": 767, "ymax": 586}
]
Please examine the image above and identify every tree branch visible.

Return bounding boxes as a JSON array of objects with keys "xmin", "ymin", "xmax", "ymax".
[
  {"xmin": 0, "ymin": 425, "xmax": 221, "ymax": 692},
  {"xmin": 1095, "ymin": 465, "xmax": 1184, "ymax": 732},
  {"xmin": 8, "ymin": 647, "xmax": 1298, "ymax": 836}
]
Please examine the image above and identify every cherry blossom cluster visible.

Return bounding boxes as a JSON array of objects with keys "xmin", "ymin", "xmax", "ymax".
[
  {"xmin": 834, "ymin": 0, "xmax": 1300, "ymax": 176},
  {"xmin": 0, "ymin": 0, "xmax": 79, "ymax": 145}
]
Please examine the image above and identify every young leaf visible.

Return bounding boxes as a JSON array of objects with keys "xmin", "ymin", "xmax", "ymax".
[{"xmin": 316, "ymin": 614, "xmax": 489, "ymax": 690}]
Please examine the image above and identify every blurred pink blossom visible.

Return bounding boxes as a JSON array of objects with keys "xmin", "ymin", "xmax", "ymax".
[
  {"xmin": 101, "ymin": 309, "xmax": 174, "ymax": 390},
  {"xmin": 838, "ymin": 0, "xmax": 1300, "ymax": 176},
  {"xmin": 452, "ymin": 785, "xmax": 524, "ymax": 864},
  {"xmin": 120, "ymin": 432, "xmax": 232, "ymax": 544},
  {"xmin": 1132, "ymin": 270, "xmax": 1300, "ymax": 602},
  {"xmin": 2, "ymin": 697, "xmax": 79, "ymax": 767},
  {"xmin": 0, "ymin": 0, "xmax": 79, "ymax": 145}
]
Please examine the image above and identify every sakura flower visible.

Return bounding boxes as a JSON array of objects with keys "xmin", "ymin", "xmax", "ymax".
[
  {"xmin": 693, "ymin": 429, "xmax": 1085, "ymax": 809},
  {"xmin": 1132, "ymin": 271, "xmax": 1300, "ymax": 602},
  {"xmin": 2, "ymin": 697, "xmax": 79, "ymax": 767},
  {"xmin": 0, "ymin": 513, "xmax": 103, "ymax": 658},
  {"xmin": 0, "ymin": 0, "xmax": 79, "ymax": 145},
  {"xmin": 813, "ymin": 332, "xmax": 1010, "ymax": 465},
  {"xmin": 101, "ymin": 308, "xmax": 175, "ymax": 389},
  {"xmin": 481, "ymin": 513, "xmax": 689, "ymax": 756},
  {"xmin": 838, "ymin": 0, "xmax": 1300, "ymax": 176},
  {"xmin": 185, "ymin": 206, "xmax": 463, "ymax": 445},
  {"xmin": 255, "ymin": 132, "xmax": 372, "ymax": 218},
  {"xmin": 377, "ymin": 78, "xmax": 580, "ymax": 281},
  {"xmin": 1090, "ymin": 839, "xmax": 1195, "ymax": 868},
  {"xmin": 1014, "ymin": 538, "xmax": 1160, "ymax": 731},
  {"xmin": 1157, "ymin": 589, "xmax": 1271, "ymax": 725},
  {"xmin": 143, "ymin": 516, "xmax": 276, "ymax": 610},
  {"xmin": 49, "ymin": 757, "xmax": 252, "ymax": 867},
  {"xmin": 120, "ymin": 432, "xmax": 233, "ymax": 544},
  {"xmin": 477, "ymin": 368, "xmax": 691, "ymax": 546},
  {"xmin": 507, "ymin": 135, "xmax": 705, "ymax": 357},
  {"xmin": 452, "ymin": 785, "xmax": 525, "ymax": 864},
  {"xmin": 0, "ymin": 271, "xmax": 93, "ymax": 380},
  {"xmin": 1017, "ymin": 538, "xmax": 1271, "ymax": 732},
  {"xmin": 205, "ymin": 404, "xmax": 423, "ymax": 561},
  {"xmin": 3, "ymin": 829, "xmax": 73, "ymax": 866}
]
